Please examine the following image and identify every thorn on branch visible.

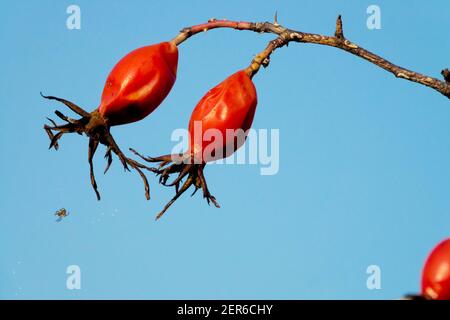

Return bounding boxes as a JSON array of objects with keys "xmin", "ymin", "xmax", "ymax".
[
  {"xmin": 179, "ymin": 27, "xmax": 191, "ymax": 35},
  {"xmin": 442, "ymin": 69, "xmax": 450, "ymax": 83},
  {"xmin": 335, "ymin": 15, "xmax": 344, "ymax": 39},
  {"xmin": 274, "ymin": 11, "xmax": 279, "ymax": 26}
]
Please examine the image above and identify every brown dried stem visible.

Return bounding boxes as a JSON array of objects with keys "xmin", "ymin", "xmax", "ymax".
[
  {"xmin": 171, "ymin": 16, "xmax": 449, "ymax": 99},
  {"xmin": 42, "ymin": 94, "xmax": 155, "ymax": 201},
  {"xmin": 129, "ymin": 148, "xmax": 220, "ymax": 220}
]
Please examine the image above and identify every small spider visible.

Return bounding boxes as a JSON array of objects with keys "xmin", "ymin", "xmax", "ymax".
[{"xmin": 55, "ymin": 208, "xmax": 69, "ymax": 222}]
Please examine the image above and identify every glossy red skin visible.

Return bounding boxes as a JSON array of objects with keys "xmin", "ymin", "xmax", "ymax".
[
  {"xmin": 421, "ymin": 238, "xmax": 450, "ymax": 300},
  {"xmin": 98, "ymin": 42, "xmax": 178, "ymax": 126},
  {"xmin": 188, "ymin": 70, "xmax": 257, "ymax": 163}
]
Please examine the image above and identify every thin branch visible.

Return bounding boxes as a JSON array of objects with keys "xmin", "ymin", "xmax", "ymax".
[{"xmin": 171, "ymin": 17, "xmax": 449, "ymax": 99}]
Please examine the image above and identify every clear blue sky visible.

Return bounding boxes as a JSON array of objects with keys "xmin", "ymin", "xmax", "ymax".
[{"xmin": 1, "ymin": 0, "xmax": 449, "ymax": 299}]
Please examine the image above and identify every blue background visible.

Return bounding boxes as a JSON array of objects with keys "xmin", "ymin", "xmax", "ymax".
[{"xmin": 0, "ymin": 0, "xmax": 449, "ymax": 299}]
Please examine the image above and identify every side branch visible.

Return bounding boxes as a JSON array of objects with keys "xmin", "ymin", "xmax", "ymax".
[
  {"xmin": 244, "ymin": 34, "xmax": 290, "ymax": 78},
  {"xmin": 171, "ymin": 17, "xmax": 449, "ymax": 99}
]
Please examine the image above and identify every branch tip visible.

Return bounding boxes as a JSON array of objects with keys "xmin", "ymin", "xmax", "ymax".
[
  {"xmin": 335, "ymin": 15, "xmax": 344, "ymax": 39},
  {"xmin": 442, "ymin": 69, "xmax": 450, "ymax": 83}
]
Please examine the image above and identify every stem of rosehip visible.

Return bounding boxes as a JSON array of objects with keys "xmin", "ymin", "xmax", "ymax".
[
  {"xmin": 244, "ymin": 35, "xmax": 289, "ymax": 79},
  {"xmin": 170, "ymin": 20, "xmax": 255, "ymax": 46}
]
